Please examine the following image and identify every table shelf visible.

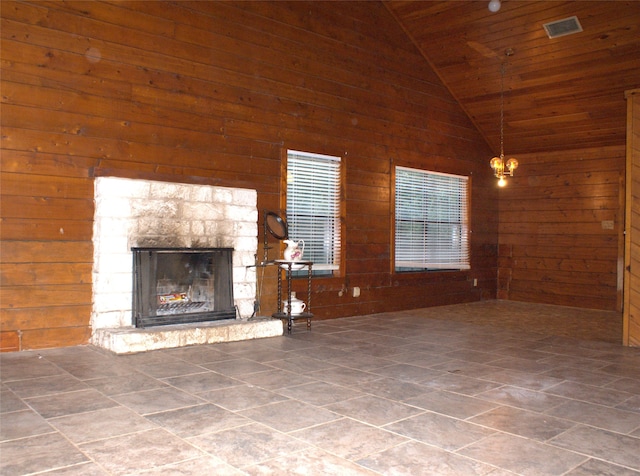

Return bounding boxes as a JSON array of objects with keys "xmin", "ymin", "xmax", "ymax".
[{"xmin": 272, "ymin": 260, "xmax": 313, "ymax": 334}]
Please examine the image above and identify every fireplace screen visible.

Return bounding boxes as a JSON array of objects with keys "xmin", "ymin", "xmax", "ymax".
[{"xmin": 132, "ymin": 248, "xmax": 235, "ymax": 327}]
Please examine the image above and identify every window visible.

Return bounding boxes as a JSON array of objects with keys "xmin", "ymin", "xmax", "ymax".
[
  {"xmin": 286, "ymin": 150, "xmax": 341, "ymax": 274},
  {"xmin": 395, "ymin": 166, "xmax": 469, "ymax": 271}
]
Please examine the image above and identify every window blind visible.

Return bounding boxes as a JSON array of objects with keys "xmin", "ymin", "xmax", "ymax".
[
  {"xmin": 395, "ymin": 166, "xmax": 470, "ymax": 271},
  {"xmin": 287, "ymin": 150, "xmax": 341, "ymax": 271}
]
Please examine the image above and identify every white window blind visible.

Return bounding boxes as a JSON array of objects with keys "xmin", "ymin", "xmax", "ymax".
[
  {"xmin": 287, "ymin": 150, "xmax": 341, "ymax": 272},
  {"xmin": 395, "ymin": 166, "xmax": 470, "ymax": 271}
]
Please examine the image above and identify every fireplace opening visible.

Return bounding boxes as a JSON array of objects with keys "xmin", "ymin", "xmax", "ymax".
[{"xmin": 132, "ymin": 248, "xmax": 236, "ymax": 328}]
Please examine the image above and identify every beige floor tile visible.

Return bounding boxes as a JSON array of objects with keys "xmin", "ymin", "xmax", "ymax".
[
  {"xmin": 239, "ymin": 399, "xmax": 340, "ymax": 433},
  {"xmin": 468, "ymin": 405, "xmax": 575, "ymax": 441},
  {"xmin": 459, "ymin": 432, "xmax": 588, "ymax": 475},
  {"xmin": 49, "ymin": 406, "xmax": 157, "ymax": 443},
  {"xmin": 384, "ymin": 411, "xmax": 495, "ymax": 451},
  {"xmin": 188, "ymin": 422, "xmax": 307, "ymax": 467},
  {"xmin": 79, "ymin": 428, "xmax": 203, "ymax": 474},
  {"xmin": 357, "ymin": 440, "xmax": 495, "ymax": 476},
  {"xmin": 0, "ymin": 433, "xmax": 89, "ymax": 476},
  {"xmin": 145, "ymin": 403, "xmax": 249, "ymax": 437},
  {"xmin": 291, "ymin": 417, "xmax": 409, "ymax": 459}
]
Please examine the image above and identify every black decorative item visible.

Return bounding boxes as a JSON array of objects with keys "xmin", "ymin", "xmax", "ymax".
[
  {"xmin": 262, "ymin": 210, "xmax": 288, "ymax": 264},
  {"xmin": 265, "ymin": 211, "xmax": 288, "ymax": 240}
]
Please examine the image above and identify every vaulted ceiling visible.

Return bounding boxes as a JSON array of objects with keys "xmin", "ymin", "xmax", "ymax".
[{"xmin": 385, "ymin": 1, "xmax": 640, "ymax": 155}]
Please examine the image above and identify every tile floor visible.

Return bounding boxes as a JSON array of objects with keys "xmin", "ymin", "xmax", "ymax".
[{"xmin": 1, "ymin": 301, "xmax": 639, "ymax": 475}]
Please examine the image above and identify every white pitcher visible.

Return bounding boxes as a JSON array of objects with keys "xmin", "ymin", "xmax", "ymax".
[{"xmin": 283, "ymin": 239, "xmax": 304, "ymax": 261}]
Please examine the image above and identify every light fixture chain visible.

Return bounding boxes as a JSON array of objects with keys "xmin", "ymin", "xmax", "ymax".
[
  {"xmin": 489, "ymin": 54, "xmax": 518, "ymax": 186},
  {"xmin": 500, "ymin": 62, "xmax": 505, "ymax": 159}
]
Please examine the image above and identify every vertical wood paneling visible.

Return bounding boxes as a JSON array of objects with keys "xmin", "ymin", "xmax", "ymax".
[
  {"xmin": 624, "ymin": 89, "xmax": 640, "ymax": 347},
  {"xmin": 1, "ymin": 1, "xmax": 498, "ymax": 351}
]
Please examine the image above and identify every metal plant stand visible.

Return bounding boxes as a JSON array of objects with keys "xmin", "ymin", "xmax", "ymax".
[{"xmin": 272, "ymin": 260, "xmax": 313, "ymax": 334}]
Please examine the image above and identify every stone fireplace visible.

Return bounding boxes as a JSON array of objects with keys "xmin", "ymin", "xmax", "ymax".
[{"xmin": 90, "ymin": 177, "xmax": 281, "ymax": 354}]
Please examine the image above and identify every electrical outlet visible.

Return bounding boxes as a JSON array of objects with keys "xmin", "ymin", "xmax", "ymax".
[
  {"xmin": 352, "ymin": 286, "xmax": 360, "ymax": 297},
  {"xmin": 473, "ymin": 278, "xmax": 478, "ymax": 287}
]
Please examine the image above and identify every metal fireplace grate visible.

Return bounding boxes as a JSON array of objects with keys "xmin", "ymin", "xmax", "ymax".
[{"xmin": 157, "ymin": 301, "xmax": 208, "ymax": 316}]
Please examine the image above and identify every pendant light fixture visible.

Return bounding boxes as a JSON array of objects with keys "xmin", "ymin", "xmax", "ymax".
[{"xmin": 489, "ymin": 50, "xmax": 518, "ymax": 187}]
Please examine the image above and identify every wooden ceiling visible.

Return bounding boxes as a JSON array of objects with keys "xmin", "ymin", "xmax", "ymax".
[{"xmin": 384, "ymin": 1, "xmax": 640, "ymax": 155}]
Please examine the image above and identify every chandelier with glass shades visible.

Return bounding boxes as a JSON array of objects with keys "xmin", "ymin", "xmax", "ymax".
[{"xmin": 490, "ymin": 55, "xmax": 518, "ymax": 187}]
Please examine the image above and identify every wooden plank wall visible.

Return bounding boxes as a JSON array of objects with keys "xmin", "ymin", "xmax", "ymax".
[
  {"xmin": 624, "ymin": 90, "xmax": 640, "ymax": 346},
  {"xmin": 1, "ymin": 1, "xmax": 499, "ymax": 351},
  {"xmin": 498, "ymin": 145, "xmax": 625, "ymax": 311}
]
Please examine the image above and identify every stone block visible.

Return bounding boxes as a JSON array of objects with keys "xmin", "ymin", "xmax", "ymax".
[
  {"xmin": 234, "ymin": 282, "xmax": 255, "ymax": 300},
  {"xmin": 136, "ymin": 217, "xmax": 188, "ymax": 238},
  {"xmin": 94, "ymin": 217, "xmax": 132, "ymax": 238},
  {"xmin": 95, "ymin": 197, "xmax": 136, "ymax": 219},
  {"xmin": 130, "ymin": 199, "xmax": 179, "ymax": 218},
  {"xmin": 96, "ymin": 177, "xmax": 150, "ymax": 199},
  {"xmin": 93, "ymin": 254, "xmax": 131, "ymax": 278},
  {"xmin": 182, "ymin": 202, "xmax": 223, "ymax": 221},
  {"xmin": 149, "ymin": 182, "xmax": 190, "ymax": 200},
  {"xmin": 213, "ymin": 221, "xmax": 235, "ymax": 238},
  {"xmin": 223, "ymin": 205, "xmax": 251, "ymax": 221},
  {"xmin": 94, "ymin": 234, "xmax": 129, "ymax": 256},
  {"xmin": 211, "ymin": 188, "xmax": 234, "ymax": 204},
  {"xmin": 93, "ymin": 291, "xmax": 132, "ymax": 314},
  {"xmin": 189, "ymin": 185, "xmax": 213, "ymax": 202},
  {"xmin": 232, "ymin": 188, "xmax": 257, "ymax": 207},
  {"xmin": 91, "ymin": 309, "xmax": 131, "ymax": 329},
  {"xmin": 93, "ymin": 272, "xmax": 132, "ymax": 294},
  {"xmin": 236, "ymin": 302, "xmax": 255, "ymax": 320},
  {"xmin": 190, "ymin": 220, "xmax": 206, "ymax": 236},
  {"xmin": 234, "ymin": 237, "xmax": 258, "ymax": 252},
  {"xmin": 237, "ymin": 221, "xmax": 258, "ymax": 237}
]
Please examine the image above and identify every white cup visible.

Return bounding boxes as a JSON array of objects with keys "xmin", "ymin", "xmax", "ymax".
[{"xmin": 284, "ymin": 300, "xmax": 306, "ymax": 314}]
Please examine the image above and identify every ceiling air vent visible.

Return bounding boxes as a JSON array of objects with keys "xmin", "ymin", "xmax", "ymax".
[{"xmin": 543, "ymin": 16, "xmax": 583, "ymax": 39}]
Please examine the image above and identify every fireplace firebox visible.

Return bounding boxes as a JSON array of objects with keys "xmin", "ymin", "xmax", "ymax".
[{"xmin": 132, "ymin": 248, "xmax": 236, "ymax": 328}]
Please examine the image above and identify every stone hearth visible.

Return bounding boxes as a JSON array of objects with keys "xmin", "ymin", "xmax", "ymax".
[{"xmin": 92, "ymin": 317, "xmax": 282, "ymax": 354}]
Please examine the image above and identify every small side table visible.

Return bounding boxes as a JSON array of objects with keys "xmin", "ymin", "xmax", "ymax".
[{"xmin": 272, "ymin": 260, "xmax": 313, "ymax": 334}]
